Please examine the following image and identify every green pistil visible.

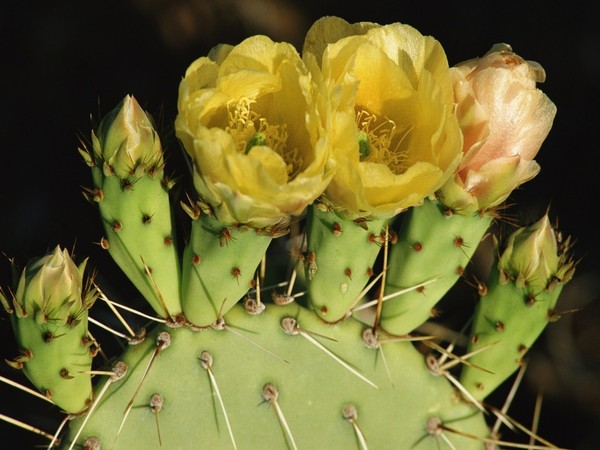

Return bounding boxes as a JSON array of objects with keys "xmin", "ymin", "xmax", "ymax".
[
  {"xmin": 358, "ymin": 131, "xmax": 370, "ymax": 160},
  {"xmin": 245, "ymin": 132, "xmax": 268, "ymax": 153}
]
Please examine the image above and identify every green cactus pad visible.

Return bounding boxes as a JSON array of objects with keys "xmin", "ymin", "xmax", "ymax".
[
  {"xmin": 62, "ymin": 303, "xmax": 488, "ymax": 449},
  {"xmin": 181, "ymin": 212, "xmax": 272, "ymax": 327},
  {"xmin": 10, "ymin": 312, "xmax": 93, "ymax": 414},
  {"xmin": 95, "ymin": 170, "xmax": 182, "ymax": 319},
  {"xmin": 380, "ymin": 199, "xmax": 493, "ymax": 335},
  {"xmin": 459, "ymin": 268, "xmax": 566, "ymax": 401},
  {"xmin": 305, "ymin": 205, "xmax": 386, "ymax": 323}
]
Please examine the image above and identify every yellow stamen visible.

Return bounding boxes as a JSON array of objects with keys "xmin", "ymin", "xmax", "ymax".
[
  {"xmin": 355, "ymin": 109, "xmax": 412, "ymax": 175},
  {"xmin": 226, "ymin": 98, "xmax": 303, "ymax": 179}
]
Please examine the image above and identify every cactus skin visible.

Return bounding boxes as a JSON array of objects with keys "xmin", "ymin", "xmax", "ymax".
[
  {"xmin": 92, "ymin": 172, "xmax": 182, "ymax": 319},
  {"xmin": 380, "ymin": 198, "xmax": 493, "ymax": 335},
  {"xmin": 181, "ymin": 210, "xmax": 272, "ymax": 327},
  {"xmin": 82, "ymin": 96, "xmax": 182, "ymax": 319},
  {"xmin": 459, "ymin": 266, "xmax": 565, "ymax": 401},
  {"xmin": 8, "ymin": 311, "xmax": 94, "ymax": 414},
  {"xmin": 305, "ymin": 203, "xmax": 386, "ymax": 323},
  {"xmin": 62, "ymin": 303, "xmax": 489, "ymax": 449}
]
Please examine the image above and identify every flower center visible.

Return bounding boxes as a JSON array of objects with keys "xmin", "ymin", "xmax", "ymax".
[
  {"xmin": 355, "ymin": 109, "xmax": 411, "ymax": 175},
  {"xmin": 226, "ymin": 98, "xmax": 303, "ymax": 179}
]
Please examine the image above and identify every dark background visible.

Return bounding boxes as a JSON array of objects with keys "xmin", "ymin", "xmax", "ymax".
[{"xmin": 1, "ymin": 1, "xmax": 599, "ymax": 448}]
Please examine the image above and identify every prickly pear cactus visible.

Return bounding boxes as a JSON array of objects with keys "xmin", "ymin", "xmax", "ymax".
[{"xmin": 1, "ymin": 16, "xmax": 577, "ymax": 450}]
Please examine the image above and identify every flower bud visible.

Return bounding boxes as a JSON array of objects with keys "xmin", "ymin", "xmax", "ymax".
[
  {"xmin": 14, "ymin": 245, "xmax": 94, "ymax": 321},
  {"xmin": 92, "ymin": 95, "xmax": 163, "ymax": 179},
  {"xmin": 439, "ymin": 44, "xmax": 556, "ymax": 212},
  {"xmin": 498, "ymin": 214, "xmax": 574, "ymax": 292}
]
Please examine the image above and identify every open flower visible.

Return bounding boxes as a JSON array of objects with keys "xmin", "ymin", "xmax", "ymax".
[
  {"xmin": 439, "ymin": 43, "xmax": 557, "ymax": 212},
  {"xmin": 175, "ymin": 35, "xmax": 332, "ymax": 229},
  {"xmin": 302, "ymin": 16, "xmax": 462, "ymax": 219}
]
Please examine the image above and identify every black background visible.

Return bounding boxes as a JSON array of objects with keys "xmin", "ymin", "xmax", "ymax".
[{"xmin": 1, "ymin": 1, "xmax": 599, "ymax": 448}]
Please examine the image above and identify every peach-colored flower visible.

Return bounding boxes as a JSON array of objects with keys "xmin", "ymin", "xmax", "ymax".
[{"xmin": 439, "ymin": 43, "xmax": 557, "ymax": 212}]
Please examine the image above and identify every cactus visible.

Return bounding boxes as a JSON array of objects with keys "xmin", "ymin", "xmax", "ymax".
[{"xmin": 0, "ymin": 15, "xmax": 580, "ymax": 450}]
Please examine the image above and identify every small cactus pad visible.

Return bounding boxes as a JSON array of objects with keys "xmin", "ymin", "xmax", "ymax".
[
  {"xmin": 181, "ymin": 212, "xmax": 272, "ymax": 327},
  {"xmin": 93, "ymin": 171, "xmax": 182, "ymax": 319},
  {"xmin": 381, "ymin": 199, "xmax": 493, "ymax": 335},
  {"xmin": 305, "ymin": 204, "xmax": 386, "ymax": 323}
]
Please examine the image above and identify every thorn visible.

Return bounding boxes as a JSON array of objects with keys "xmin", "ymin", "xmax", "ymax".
[
  {"xmin": 351, "ymin": 277, "xmax": 439, "ymax": 314},
  {"xmin": 88, "ymin": 316, "xmax": 130, "ymax": 340},
  {"xmin": 115, "ymin": 333, "xmax": 170, "ymax": 445},
  {"xmin": 0, "ymin": 375, "xmax": 53, "ymax": 404},
  {"xmin": 94, "ymin": 283, "xmax": 139, "ymax": 338},
  {"xmin": 261, "ymin": 383, "xmax": 297, "ymax": 450},
  {"xmin": 149, "ymin": 393, "xmax": 163, "ymax": 446},
  {"xmin": 489, "ymin": 362, "xmax": 528, "ymax": 438},
  {"xmin": 140, "ymin": 256, "xmax": 172, "ymax": 319},
  {"xmin": 97, "ymin": 292, "xmax": 166, "ymax": 324},
  {"xmin": 372, "ymin": 222, "xmax": 390, "ymax": 333},
  {"xmin": 48, "ymin": 414, "xmax": 70, "ymax": 449},
  {"xmin": 343, "ymin": 405, "xmax": 368, "ymax": 450},
  {"xmin": 425, "ymin": 352, "xmax": 487, "ymax": 413},
  {"xmin": 225, "ymin": 323, "xmax": 289, "ymax": 364},
  {"xmin": 199, "ymin": 351, "xmax": 237, "ymax": 449},
  {"xmin": 281, "ymin": 317, "xmax": 378, "ymax": 389},
  {"xmin": 0, "ymin": 413, "xmax": 55, "ymax": 441},
  {"xmin": 362, "ymin": 328, "xmax": 394, "ymax": 388}
]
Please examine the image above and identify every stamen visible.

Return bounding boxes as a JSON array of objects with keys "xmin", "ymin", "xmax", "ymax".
[
  {"xmin": 226, "ymin": 98, "xmax": 302, "ymax": 179},
  {"xmin": 355, "ymin": 109, "xmax": 412, "ymax": 174}
]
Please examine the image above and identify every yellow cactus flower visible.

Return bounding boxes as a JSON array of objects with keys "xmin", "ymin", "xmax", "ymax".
[
  {"xmin": 175, "ymin": 35, "xmax": 332, "ymax": 230},
  {"xmin": 302, "ymin": 16, "xmax": 462, "ymax": 219},
  {"xmin": 439, "ymin": 44, "xmax": 557, "ymax": 213}
]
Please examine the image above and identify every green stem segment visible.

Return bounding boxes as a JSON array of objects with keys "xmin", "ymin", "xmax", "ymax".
[
  {"xmin": 460, "ymin": 268, "xmax": 566, "ymax": 401},
  {"xmin": 305, "ymin": 205, "xmax": 386, "ymax": 323},
  {"xmin": 94, "ymin": 171, "xmax": 182, "ymax": 319},
  {"xmin": 9, "ymin": 312, "xmax": 94, "ymax": 414},
  {"xmin": 381, "ymin": 198, "xmax": 493, "ymax": 335},
  {"xmin": 181, "ymin": 212, "xmax": 272, "ymax": 327}
]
